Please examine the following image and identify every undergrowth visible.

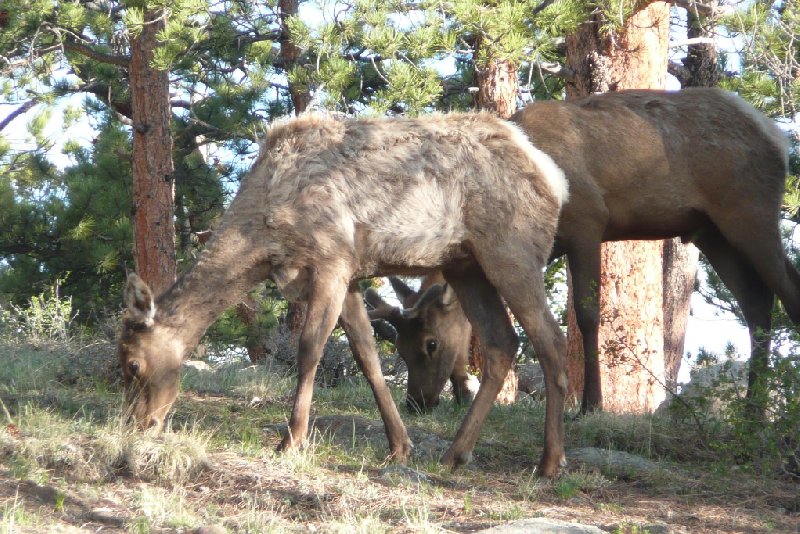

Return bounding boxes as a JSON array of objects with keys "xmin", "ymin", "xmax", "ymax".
[{"xmin": 0, "ymin": 305, "xmax": 797, "ymax": 532}]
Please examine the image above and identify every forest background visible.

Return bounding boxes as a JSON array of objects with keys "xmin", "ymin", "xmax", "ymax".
[
  {"xmin": 2, "ymin": 0, "xmax": 800, "ymax": 407},
  {"xmin": 0, "ymin": 1, "xmax": 799, "ymax": 532}
]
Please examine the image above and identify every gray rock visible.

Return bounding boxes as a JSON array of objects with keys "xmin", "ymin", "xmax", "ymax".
[
  {"xmin": 566, "ymin": 447, "xmax": 663, "ymax": 475},
  {"xmin": 658, "ymin": 360, "xmax": 749, "ymax": 416},
  {"xmin": 183, "ymin": 360, "xmax": 212, "ymax": 372},
  {"xmin": 379, "ymin": 464, "xmax": 430, "ymax": 484},
  {"xmin": 517, "ymin": 361, "xmax": 545, "ymax": 398},
  {"xmin": 476, "ymin": 517, "xmax": 605, "ymax": 533}
]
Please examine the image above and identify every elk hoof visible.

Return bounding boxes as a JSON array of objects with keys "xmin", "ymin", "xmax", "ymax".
[
  {"xmin": 537, "ymin": 452, "xmax": 567, "ymax": 478},
  {"xmin": 390, "ymin": 439, "xmax": 414, "ymax": 465},
  {"xmin": 277, "ymin": 434, "xmax": 301, "ymax": 453},
  {"xmin": 441, "ymin": 448, "xmax": 472, "ymax": 469}
]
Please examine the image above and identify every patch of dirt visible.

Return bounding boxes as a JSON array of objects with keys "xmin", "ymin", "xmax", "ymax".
[{"xmin": 1, "ymin": 433, "xmax": 798, "ymax": 533}]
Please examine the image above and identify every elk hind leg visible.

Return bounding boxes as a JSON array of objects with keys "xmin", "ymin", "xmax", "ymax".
[
  {"xmin": 279, "ymin": 269, "xmax": 348, "ymax": 452},
  {"xmin": 339, "ymin": 284, "xmax": 413, "ymax": 462},
  {"xmin": 470, "ymin": 244, "xmax": 568, "ymax": 477},
  {"xmin": 440, "ymin": 265, "xmax": 519, "ymax": 468},
  {"xmin": 709, "ymin": 207, "xmax": 800, "ymax": 324},
  {"xmin": 695, "ymin": 228, "xmax": 774, "ymax": 418}
]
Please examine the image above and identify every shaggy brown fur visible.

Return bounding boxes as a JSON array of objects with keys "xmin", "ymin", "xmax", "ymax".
[
  {"xmin": 365, "ymin": 274, "xmax": 473, "ymax": 414},
  {"xmin": 366, "ymin": 87, "xmax": 800, "ymax": 416},
  {"xmin": 118, "ymin": 111, "xmax": 570, "ymax": 476}
]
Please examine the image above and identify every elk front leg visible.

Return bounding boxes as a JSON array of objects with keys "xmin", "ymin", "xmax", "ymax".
[
  {"xmin": 468, "ymin": 233, "xmax": 569, "ymax": 478},
  {"xmin": 279, "ymin": 271, "xmax": 348, "ymax": 452},
  {"xmin": 566, "ymin": 241, "xmax": 603, "ymax": 413},
  {"xmin": 440, "ymin": 265, "xmax": 519, "ymax": 467},
  {"xmin": 339, "ymin": 285, "xmax": 413, "ymax": 462}
]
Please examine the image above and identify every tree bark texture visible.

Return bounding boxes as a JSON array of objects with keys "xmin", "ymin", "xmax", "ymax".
[
  {"xmin": 475, "ymin": 54, "xmax": 519, "ymax": 120},
  {"xmin": 564, "ymin": 1, "xmax": 671, "ymax": 413},
  {"xmin": 129, "ymin": 7, "xmax": 176, "ymax": 297},
  {"xmin": 662, "ymin": 239, "xmax": 698, "ymax": 390}
]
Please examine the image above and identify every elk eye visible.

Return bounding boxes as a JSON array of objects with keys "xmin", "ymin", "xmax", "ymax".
[
  {"xmin": 127, "ymin": 360, "xmax": 140, "ymax": 377},
  {"xmin": 425, "ymin": 339, "xmax": 437, "ymax": 356}
]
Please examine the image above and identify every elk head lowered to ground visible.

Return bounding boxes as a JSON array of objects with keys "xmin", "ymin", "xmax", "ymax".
[
  {"xmin": 370, "ymin": 87, "xmax": 800, "ymax": 415},
  {"xmin": 117, "ymin": 111, "xmax": 571, "ymax": 476},
  {"xmin": 364, "ymin": 274, "xmax": 473, "ymax": 413}
]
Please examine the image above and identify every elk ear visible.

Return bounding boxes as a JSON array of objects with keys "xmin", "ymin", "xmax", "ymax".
[
  {"xmin": 123, "ymin": 273, "xmax": 156, "ymax": 327},
  {"xmin": 388, "ymin": 276, "xmax": 416, "ymax": 306},
  {"xmin": 440, "ymin": 283, "xmax": 458, "ymax": 308},
  {"xmin": 403, "ymin": 284, "xmax": 445, "ymax": 319},
  {"xmin": 365, "ymin": 288, "xmax": 404, "ymax": 325}
]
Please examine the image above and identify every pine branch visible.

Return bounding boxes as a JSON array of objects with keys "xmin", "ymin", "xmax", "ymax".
[
  {"xmin": 532, "ymin": 61, "xmax": 576, "ymax": 82},
  {"xmin": 668, "ymin": 61, "xmax": 689, "ymax": 86},
  {"xmin": 62, "ymin": 38, "xmax": 129, "ymax": 67},
  {"xmin": 0, "ymin": 99, "xmax": 38, "ymax": 132},
  {"xmin": 531, "ymin": 0, "xmax": 558, "ymax": 17}
]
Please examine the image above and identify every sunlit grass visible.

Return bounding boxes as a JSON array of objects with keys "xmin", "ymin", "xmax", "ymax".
[{"xmin": 0, "ymin": 337, "xmax": 796, "ymax": 532}]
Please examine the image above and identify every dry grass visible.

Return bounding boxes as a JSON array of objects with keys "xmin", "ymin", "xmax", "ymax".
[{"xmin": 0, "ymin": 340, "xmax": 797, "ymax": 533}]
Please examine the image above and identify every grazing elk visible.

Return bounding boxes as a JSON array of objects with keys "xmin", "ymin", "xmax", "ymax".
[
  {"xmin": 365, "ymin": 274, "xmax": 473, "ymax": 413},
  {"xmin": 118, "ymin": 111, "xmax": 571, "ymax": 477},
  {"xmin": 366, "ymin": 88, "xmax": 800, "ymax": 415}
]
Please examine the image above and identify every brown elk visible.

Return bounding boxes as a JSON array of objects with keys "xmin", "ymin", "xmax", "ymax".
[
  {"xmin": 368, "ymin": 87, "xmax": 800, "ymax": 414},
  {"xmin": 364, "ymin": 274, "xmax": 473, "ymax": 413},
  {"xmin": 117, "ymin": 111, "xmax": 571, "ymax": 477}
]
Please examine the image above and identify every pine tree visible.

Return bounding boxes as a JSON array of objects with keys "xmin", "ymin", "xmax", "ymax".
[{"xmin": 0, "ymin": 1, "xmax": 294, "ymax": 315}]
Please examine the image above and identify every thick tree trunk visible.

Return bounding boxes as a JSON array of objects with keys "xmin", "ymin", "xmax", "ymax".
[
  {"xmin": 662, "ymin": 240, "xmax": 698, "ymax": 390},
  {"xmin": 475, "ymin": 57, "xmax": 518, "ymax": 119},
  {"xmin": 237, "ymin": 295, "xmax": 268, "ymax": 363},
  {"xmin": 565, "ymin": 1, "xmax": 671, "ymax": 413},
  {"xmin": 129, "ymin": 8, "xmax": 176, "ymax": 297}
]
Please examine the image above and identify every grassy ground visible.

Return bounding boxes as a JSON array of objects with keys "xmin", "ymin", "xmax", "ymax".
[{"xmin": 0, "ymin": 339, "xmax": 797, "ymax": 533}]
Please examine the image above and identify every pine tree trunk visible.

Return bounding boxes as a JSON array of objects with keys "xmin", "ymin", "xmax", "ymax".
[
  {"xmin": 564, "ymin": 1, "xmax": 671, "ymax": 413},
  {"xmin": 663, "ymin": 239, "xmax": 697, "ymax": 390},
  {"xmin": 129, "ymin": 7, "xmax": 176, "ymax": 297},
  {"xmin": 279, "ymin": 0, "xmax": 310, "ymax": 113},
  {"xmin": 475, "ymin": 56, "xmax": 518, "ymax": 119},
  {"xmin": 237, "ymin": 294, "xmax": 268, "ymax": 363}
]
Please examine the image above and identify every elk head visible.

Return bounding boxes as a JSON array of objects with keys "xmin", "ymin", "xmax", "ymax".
[
  {"xmin": 365, "ymin": 277, "xmax": 471, "ymax": 414},
  {"xmin": 117, "ymin": 274, "xmax": 184, "ymax": 431}
]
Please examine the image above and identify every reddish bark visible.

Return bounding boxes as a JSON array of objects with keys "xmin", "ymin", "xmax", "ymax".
[{"xmin": 129, "ymin": 8, "xmax": 176, "ymax": 296}]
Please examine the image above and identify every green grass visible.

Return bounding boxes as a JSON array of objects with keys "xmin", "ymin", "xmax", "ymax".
[{"xmin": 0, "ymin": 338, "xmax": 797, "ymax": 533}]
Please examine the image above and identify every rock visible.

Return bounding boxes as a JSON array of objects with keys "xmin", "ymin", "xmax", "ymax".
[
  {"xmin": 475, "ymin": 517, "xmax": 604, "ymax": 533},
  {"xmin": 566, "ymin": 447, "xmax": 664, "ymax": 475},
  {"xmin": 379, "ymin": 464, "xmax": 430, "ymax": 484},
  {"xmin": 194, "ymin": 525, "xmax": 227, "ymax": 534},
  {"xmin": 658, "ymin": 360, "xmax": 749, "ymax": 416}
]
